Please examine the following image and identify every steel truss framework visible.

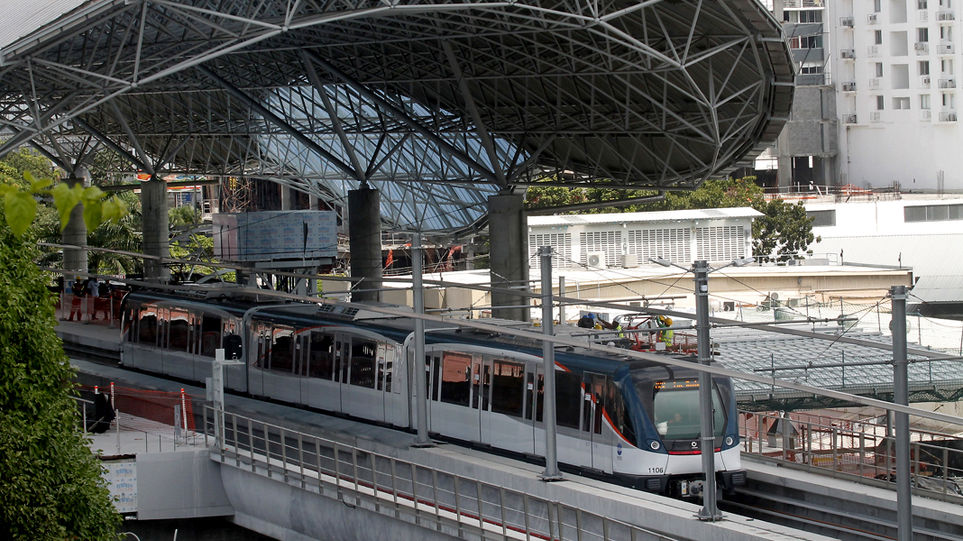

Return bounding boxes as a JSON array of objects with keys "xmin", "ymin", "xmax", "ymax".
[{"xmin": 0, "ymin": 0, "xmax": 792, "ymax": 233}]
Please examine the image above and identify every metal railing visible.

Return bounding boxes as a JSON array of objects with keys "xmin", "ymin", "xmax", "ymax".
[
  {"xmin": 740, "ymin": 410, "xmax": 963, "ymax": 502},
  {"xmin": 205, "ymin": 406, "xmax": 676, "ymax": 541}
]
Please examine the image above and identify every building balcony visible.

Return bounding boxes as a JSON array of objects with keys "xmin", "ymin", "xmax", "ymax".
[
  {"xmin": 843, "ymin": 114, "xmax": 858, "ymax": 124},
  {"xmin": 920, "ymin": 9, "xmax": 929, "ymax": 22},
  {"xmin": 869, "ymin": 78, "xmax": 880, "ymax": 89},
  {"xmin": 938, "ymin": 10, "xmax": 956, "ymax": 21},
  {"xmin": 921, "ymin": 109, "xmax": 932, "ymax": 121},
  {"xmin": 922, "ymin": 74, "xmax": 932, "ymax": 87},
  {"xmin": 840, "ymin": 16, "xmax": 854, "ymax": 27},
  {"xmin": 939, "ymin": 76, "xmax": 957, "ymax": 88},
  {"xmin": 783, "ymin": 0, "xmax": 826, "ymax": 7},
  {"xmin": 939, "ymin": 41, "xmax": 955, "ymax": 54},
  {"xmin": 870, "ymin": 111, "xmax": 882, "ymax": 122},
  {"xmin": 867, "ymin": 13, "xmax": 879, "ymax": 24},
  {"xmin": 939, "ymin": 110, "xmax": 958, "ymax": 122},
  {"xmin": 915, "ymin": 41, "xmax": 930, "ymax": 54},
  {"xmin": 841, "ymin": 81, "xmax": 857, "ymax": 92},
  {"xmin": 791, "ymin": 47, "xmax": 824, "ymax": 63},
  {"xmin": 867, "ymin": 45, "xmax": 880, "ymax": 57},
  {"xmin": 841, "ymin": 48, "xmax": 856, "ymax": 59}
]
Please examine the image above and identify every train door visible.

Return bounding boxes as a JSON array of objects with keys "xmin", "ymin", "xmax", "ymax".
[
  {"xmin": 527, "ymin": 367, "xmax": 544, "ymax": 456},
  {"xmin": 421, "ymin": 352, "xmax": 440, "ymax": 430},
  {"xmin": 249, "ymin": 324, "xmax": 269, "ymax": 397},
  {"xmin": 474, "ymin": 356, "xmax": 492, "ymax": 444},
  {"xmin": 337, "ymin": 334, "xmax": 385, "ymax": 422},
  {"xmin": 582, "ymin": 372, "xmax": 613, "ymax": 473},
  {"xmin": 582, "ymin": 372, "xmax": 612, "ymax": 472}
]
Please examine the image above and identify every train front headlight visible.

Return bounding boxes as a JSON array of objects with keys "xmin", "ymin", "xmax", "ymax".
[
  {"xmin": 649, "ymin": 440, "xmax": 661, "ymax": 451},
  {"xmin": 724, "ymin": 436, "xmax": 734, "ymax": 447}
]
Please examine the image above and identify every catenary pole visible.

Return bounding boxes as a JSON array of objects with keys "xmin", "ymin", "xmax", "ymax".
[
  {"xmin": 695, "ymin": 260, "xmax": 721, "ymax": 521},
  {"xmin": 413, "ymin": 232, "xmax": 431, "ymax": 446},
  {"xmin": 540, "ymin": 246, "xmax": 562, "ymax": 480},
  {"xmin": 891, "ymin": 285, "xmax": 912, "ymax": 541}
]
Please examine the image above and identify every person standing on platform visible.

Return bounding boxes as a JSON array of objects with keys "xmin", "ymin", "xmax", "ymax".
[
  {"xmin": 86, "ymin": 276, "xmax": 99, "ymax": 322},
  {"xmin": 68, "ymin": 278, "xmax": 84, "ymax": 321}
]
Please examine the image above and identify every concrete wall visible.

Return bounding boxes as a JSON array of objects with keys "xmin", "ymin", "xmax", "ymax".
[{"xmin": 137, "ymin": 451, "xmax": 234, "ymax": 520}]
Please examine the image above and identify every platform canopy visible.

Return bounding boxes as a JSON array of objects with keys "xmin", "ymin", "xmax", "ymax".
[{"xmin": 0, "ymin": 0, "xmax": 792, "ymax": 233}]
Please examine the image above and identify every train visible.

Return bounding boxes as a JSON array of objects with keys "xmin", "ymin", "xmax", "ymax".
[{"xmin": 118, "ymin": 286, "xmax": 745, "ymax": 498}]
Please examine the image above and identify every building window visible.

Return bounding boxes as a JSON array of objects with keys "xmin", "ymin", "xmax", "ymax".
[
  {"xmin": 921, "ymin": 93, "xmax": 931, "ymax": 109},
  {"xmin": 875, "ymin": 30, "xmax": 883, "ymax": 45},
  {"xmin": 800, "ymin": 10, "xmax": 822, "ymax": 23},
  {"xmin": 529, "ymin": 232, "xmax": 572, "ymax": 269},
  {"xmin": 800, "ymin": 66, "xmax": 824, "ymax": 75},
  {"xmin": 918, "ymin": 27, "xmax": 929, "ymax": 42},
  {"xmin": 943, "ymin": 59, "xmax": 955, "ymax": 74},
  {"xmin": 919, "ymin": 0, "xmax": 928, "ymax": 9},
  {"xmin": 875, "ymin": 0, "xmax": 882, "ymax": 12},
  {"xmin": 876, "ymin": 62, "xmax": 884, "ymax": 77},
  {"xmin": 904, "ymin": 204, "xmax": 963, "ymax": 222},
  {"xmin": 806, "ymin": 210, "xmax": 836, "ymax": 227},
  {"xmin": 893, "ymin": 96, "xmax": 911, "ymax": 109},
  {"xmin": 877, "ymin": 95, "xmax": 885, "ymax": 109},
  {"xmin": 920, "ymin": 60, "xmax": 931, "ymax": 75},
  {"xmin": 943, "ymin": 92, "xmax": 955, "ymax": 108},
  {"xmin": 941, "ymin": 26, "xmax": 953, "ymax": 41}
]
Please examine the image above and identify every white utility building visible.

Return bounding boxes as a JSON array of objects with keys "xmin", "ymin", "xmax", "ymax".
[{"xmin": 527, "ymin": 208, "xmax": 761, "ymax": 270}]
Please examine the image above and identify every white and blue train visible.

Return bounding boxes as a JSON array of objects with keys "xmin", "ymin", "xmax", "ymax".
[{"xmin": 119, "ymin": 287, "xmax": 745, "ymax": 497}]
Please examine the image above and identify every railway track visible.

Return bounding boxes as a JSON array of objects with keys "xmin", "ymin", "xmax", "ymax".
[{"xmin": 722, "ymin": 460, "xmax": 963, "ymax": 541}]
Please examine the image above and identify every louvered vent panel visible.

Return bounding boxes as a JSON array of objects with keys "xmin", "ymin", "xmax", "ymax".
[
  {"xmin": 627, "ymin": 228, "xmax": 691, "ymax": 263},
  {"xmin": 695, "ymin": 226, "xmax": 744, "ymax": 262},
  {"xmin": 579, "ymin": 231, "xmax": 622, "ymax": 267},
  {"xmin": 529, "ymin": 232, "xmax": 573, "ymax": 268}
]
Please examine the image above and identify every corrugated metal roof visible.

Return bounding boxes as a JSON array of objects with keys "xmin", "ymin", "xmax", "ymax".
[
  {"xmin": 528, "ymin": 207, "xmax": 762, "ymax": 227},
  {"xmin": 910, "ymin": 275, "xmax": 963, "ymax": 303},
  {"xmin": 0, "ymin": 0, "xmax": 88, "ymax": 51}
]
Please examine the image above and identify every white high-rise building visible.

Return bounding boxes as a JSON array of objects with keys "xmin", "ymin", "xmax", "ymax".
[{"xmin": 829, "ymin": 0, "xmax": 961, "ymax": 191}]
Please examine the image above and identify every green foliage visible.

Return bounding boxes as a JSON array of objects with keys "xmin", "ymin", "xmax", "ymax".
[
  {"xmin": 751, "ymin": 198, "xmax": 818, "ymax": 262},
  {"xmin": 169, "ymin": 204, "xmax": 201, "ymax": 227},
  {"xmin": 87, "ymin": 191, "xmax": 143, "ymax": 277},
  {"xmin": 0, "ymin": 223, "xmax": 120, "ymax": 539}
]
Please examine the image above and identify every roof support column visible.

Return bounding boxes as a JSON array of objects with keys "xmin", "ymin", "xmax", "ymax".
[
  {"xmin": 141, "ymin": 177, "xmax": 170, "ymax": 283},
  {"xmin": 348, "ymin": 186, "xmax": 382, "ymax": 303},
  {"xmin": 488, "ymin": 193, "xmax": 529, "ymax": 322},
  {"xmin": 62, "ymin": 175, "xmax": 87, "ymax": 282}
]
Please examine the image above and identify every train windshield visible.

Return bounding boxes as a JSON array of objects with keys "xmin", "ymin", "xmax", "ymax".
[{"xmin": 650, "ymin": 379, "xmax": 725, "ymax": 440}]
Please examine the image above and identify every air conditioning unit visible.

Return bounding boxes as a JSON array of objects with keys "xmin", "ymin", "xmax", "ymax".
[
  {"xmin": 621, "ymin": 253, "xmax": 639, "ymax": 268},
  {"xmin": 586, "ymin": 251, "xmax": 607, "ymax": 269},
  {"xmin": 842, "ymin": 82, "xmax": 857, "ymax": 91}
]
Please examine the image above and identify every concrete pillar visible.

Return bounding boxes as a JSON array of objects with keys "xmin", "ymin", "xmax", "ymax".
[
  {"xmin": 141, "ymin": 177, "xmax": 170, "ymax": 282},
  {"xmin": 62, "ymin": 176, "xmax": 87, "ymax": 282},
  {"xmin": 488, "ymin": 193, "xmax": 529, "ymax": 321},
  {"xmin": 348, "ymin": 186, "xmax": 382, "ymax": 303},
  {"xmin": 777, "ymin": 154, "xmax": 793, "ymax": 191}
]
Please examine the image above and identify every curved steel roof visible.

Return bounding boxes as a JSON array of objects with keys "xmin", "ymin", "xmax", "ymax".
[{"xmin": 0, "ymin": 0, "xmax": 792, "ymax": 232}]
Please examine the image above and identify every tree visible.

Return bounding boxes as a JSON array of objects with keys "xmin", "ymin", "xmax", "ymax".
[
  {"xmin": 0, "ymin": 217, "xmax": 120, "ymax": 539},
  {"xmin": 0, "ymin": 156, "xmax": 124, "ymax": 539},
  {"xmin": 751, "ymin": 198, "xmax": 817, "ymax": 262}
]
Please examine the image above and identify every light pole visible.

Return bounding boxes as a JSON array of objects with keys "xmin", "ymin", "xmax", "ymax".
[{"xmin": 650, "ymin": 256, "xmax": 751, "ymax": 521}]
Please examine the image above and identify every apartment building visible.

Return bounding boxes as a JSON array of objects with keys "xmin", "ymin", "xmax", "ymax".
[{"xmin": 829, "ymin": 0, "xmax": 961, "ymax": 190}]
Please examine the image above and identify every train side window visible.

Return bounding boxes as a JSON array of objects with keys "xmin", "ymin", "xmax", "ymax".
[
  {"xmin": 377, "ymin": 344, "xmax": 394, "ymax": 392},
  {"xmin": 137, "ymin": 308, "xmax": 157, "ymax": 345},
  {"xmin": 223, "ymin": 318, "xmax": 243, "ymax": 360},
  {"xmin": 168, "ymin": 309, "xmax": 191, "ymax": 352},
  {"xmin": 308, "ymin": 332, "xmax": 334, "ymax": 379},
  {"xmin": 156, "ymin": 307, "xmax": 169, "ymax": 348},
  {"xmin": 349, "ymin": 339, "xmax": 376, "ymax": 388},
  {"xmin": 491, "ymin": 360, "xmax": 524, "ymax": 417},
  {"xmin": 555, "ymin": 371, "xmax": 582, "ymax": 429},
  {"xmin": 606, "ymin": 381, "xmax": 636, "ymax": 445},
  {"xmin": 271, "ymin": 327, "xmax": 295, "ymax": 373},
  {"xmin": 582, "ymin": 374, "xmax": 606, "ymax": 434},
  {"xmin": 440, "ymin": 352, "xmax": 471, "ymax": 406},
  {"xmin": 254, "ymin": 323, "xmax": 270, "ymax": 368},
  {"xmin": 200, "ymin": 315, "xmax": 221, "ymax": 357}
]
